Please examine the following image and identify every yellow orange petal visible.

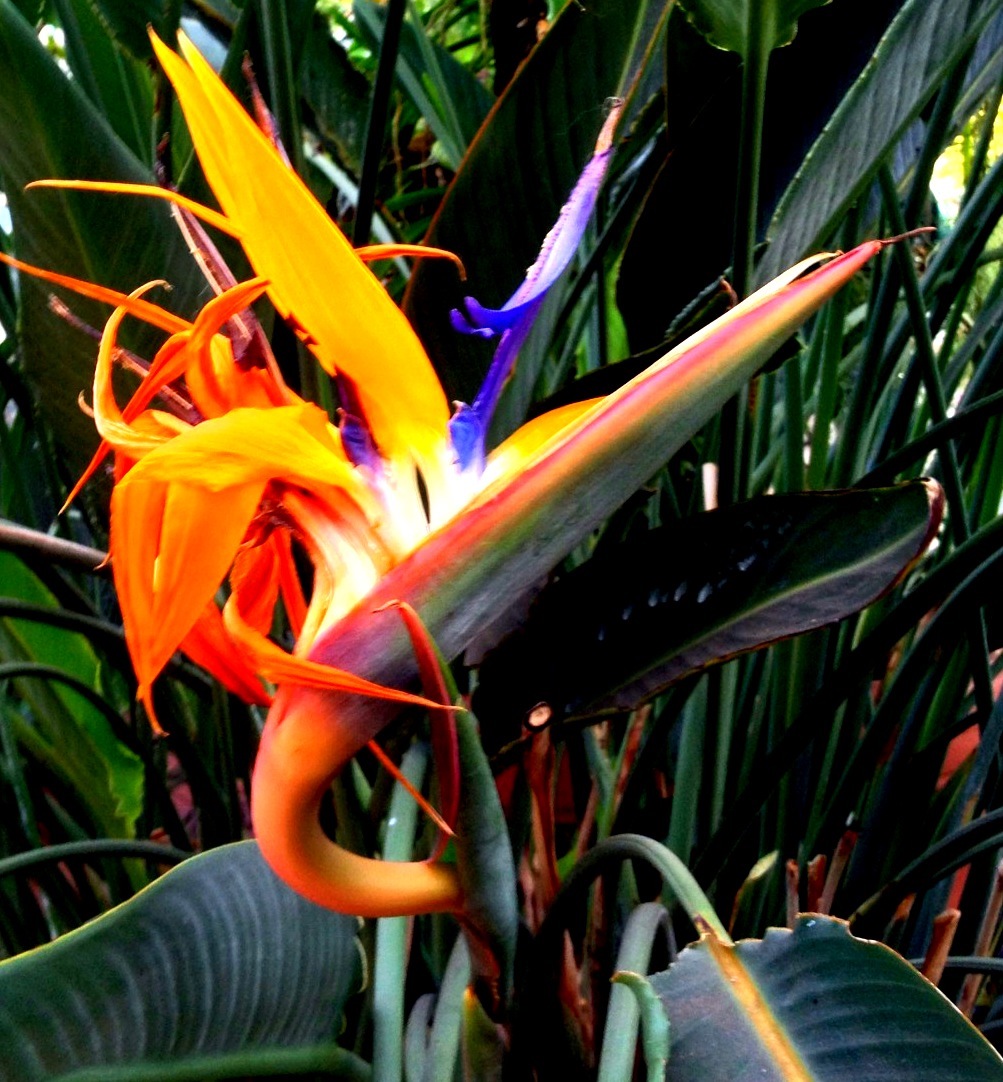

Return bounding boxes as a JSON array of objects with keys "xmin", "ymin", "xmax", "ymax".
[
  {"xmin": 0, "ymin": 250, "xmax": 186, "ymax": 334},
  {"xmin": 120, "ymin": 404, "xmax": 379, "ymax": 521},
  {"xmin": 111, "ymin": 476, "xmax": 265, "ymax": 702},
  {"xmin": 150, "ymin": 33, "xmax": 451, "ymax": 479},
  {"xmin": 181, "ymin": 603, "xmax": 272, "ymax": 706},
  {"xmin": 356, "ymin": 243, "xmax": 465, "ymax": 279},
  {"xmin": 481, "ymin": 398, "xmax": 603, "ymax": 488},
  {"xmin": 26, "ymin": 179, "xmax": 238, "ymax": 237}
]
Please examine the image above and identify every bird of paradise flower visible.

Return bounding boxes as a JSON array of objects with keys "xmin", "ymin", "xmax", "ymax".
[{"xmin": 3, "ymin": 31, "xmax": 894, "ymax": 919}]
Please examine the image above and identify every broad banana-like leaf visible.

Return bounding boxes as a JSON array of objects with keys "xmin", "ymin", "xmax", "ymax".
[
  {"xmin": 0, "ymin": 842, "xmax": 359, "ymax": 1081},
  {"xmin": 651, "ymin": 915, "xmax": 1003, "ymax": 1079},
  {"xmin": 472, "ymin": 481, "xmax": 942, "ymax": 731}
]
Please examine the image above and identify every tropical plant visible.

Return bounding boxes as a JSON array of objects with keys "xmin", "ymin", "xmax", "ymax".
[{"xmin": 1, "ymin": 1, "xmax": 1003, "ymax": 1079}]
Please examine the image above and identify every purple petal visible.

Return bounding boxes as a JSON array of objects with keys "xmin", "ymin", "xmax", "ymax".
[{"xmin": 449, "ymin": 143, "xmax": 614, "ymax": 338}]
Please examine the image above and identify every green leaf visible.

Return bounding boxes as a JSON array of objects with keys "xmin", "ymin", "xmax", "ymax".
[
  {"xmin": 452, "ymin": 707, "xmax": 518, "ymax": 1010},
  {"xmin": 300, "ymin": 16, "xmax": 373, "ymax": 176},
  {"xmin": 52, "ymin": 0, "xmax": 156, "ymax": 160},
  {"xmin": 677, "ymin": 0, "xmax": 830, "ymax": 57},
  {"xmin": 73, "ymin": 0, "xmax": 182, "ymax": 60},
  {"xmin": 0, "ymin": 0, "xmax": 202, "ymax": 479},
  {"xmin": 353, "ymin": 0, "xmax": 492, "ymax": 171},
  {"xmin": 0, "ymin": 553, "xmax": 143, "ymax": 837},
  {"xmin": 473, "ymin": 482, "xmax": 942, "ymax": 727},
  {"xmin": 0, "ymin": 842, "xmax": 361, "ymax": 1080},
  {"xmin": 650, "ymin": 915, "xmax": 1003, "ymax": 1079},
  {"xmin": 759, "ymin": 0, "xmax": 1003, "ymax": 283}
]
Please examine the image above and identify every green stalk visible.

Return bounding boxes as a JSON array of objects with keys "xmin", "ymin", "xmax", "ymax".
[
  {"xmin": 355, "ymin": 0, "xmax": 407, "ymax": 247},
  {"xmin": 877, "ymin": 166, "xmax": 993, "ymax": 721},
  {"xmin": 783, "ymin": 351, "xmax": 805, "ymax": 492},
  {"xmin": 596, "ymin": 903, "xmax": 670, "ymax": 1082},
  {"xmin": 718, "ymin": 15, "xmax": 769, "ymax": 508},
  {"xmin": 373, "ymin": 744, "xmax": 429, "ymax": 1082},
  {"xmin": 0, "ymin": 839, "xmax": 189, "ymax": 880}
]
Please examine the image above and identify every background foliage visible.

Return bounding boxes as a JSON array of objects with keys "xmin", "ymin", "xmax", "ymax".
[{"xmin": 2, "ymin": 0, "xmax": 1003, "ymax": 1077}]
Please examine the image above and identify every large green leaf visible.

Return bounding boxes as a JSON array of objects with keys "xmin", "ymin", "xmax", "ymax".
[
  {"xmin": 677, "ymin": 0, "xmax": 829, "ymax": 57},
  {"xmin": 651, "ymin": 915, "xmax": 1003, "ymax": 1079},
  {"xmin": 758, "ymin": 0, "xmax": 1003, "ymax": 282},
  {"xmin": 52, "ymin": 0, "xmax": 155, "ymax": 159},
  {"xmin": 404, "ymin": 0, "xmax": 666, "ymax": 406},
  {"xmin": 0, "ymin": 0, "xmax": 202, "ymax": 479},
  {"xmin": 472, "ymin": 482, "xmax": 942, "ymax": 730},
  {"xmin": 0, "ymin": 842, "xmax": 360, "ymax": 1080}
]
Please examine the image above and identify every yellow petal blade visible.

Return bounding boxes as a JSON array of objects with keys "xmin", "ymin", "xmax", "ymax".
[
  {"xmin": 111, "ymin": 477, "xmax": 265, "ymax": 704},
  {"xmin": 121, "ymin": 403, "xmax": 380, "ymax": 522},
  {"xmin": 151, "ymin": 32, "xmax": 451, "ymax": 476},
  {"xmin": 481, "ymin": 398, "xmax": 603, "ymax": 488}
]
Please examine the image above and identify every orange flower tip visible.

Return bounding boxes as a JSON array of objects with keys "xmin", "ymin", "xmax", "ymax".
[{"xmin": 138, "ymin": 687, "xmax": 167, "ymax": 737}]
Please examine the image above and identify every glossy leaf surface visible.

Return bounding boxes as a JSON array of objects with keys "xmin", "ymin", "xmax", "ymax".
[
  {"xmin": 0, "ymin": 842, "xmax": 359, "ymax": 1080},
  {"xmin": 651, "ymin": 916, "xmax": 1003, "ymax": 1079},
  {"xmin": 473, "ymin": 482, "xmax": 941, "ymax": 729}
]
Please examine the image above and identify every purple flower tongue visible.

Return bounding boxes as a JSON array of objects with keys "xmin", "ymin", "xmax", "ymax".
[
  {"xmin": 448, "ymin": 310, "xmax": 538, "ymax": 473},
  {"xmin": 448, "ymin": 104, "xmax": 621, "ymax": 473},
  {"xmin": 450, "ymin": 145, "xmax": 615, "ymax": 341}
]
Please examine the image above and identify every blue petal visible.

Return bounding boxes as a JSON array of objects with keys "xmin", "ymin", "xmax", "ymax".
[
  {"xmin": 448, "ymin": 104, "xmax": 621, "ymax": 476},
  {"xmin": 449, "ymin": 144, "xmax": 614, "ymax": 339}
]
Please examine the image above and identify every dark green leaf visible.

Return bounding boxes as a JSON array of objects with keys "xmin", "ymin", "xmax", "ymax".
[
  {"xmin": 0, "ymin": 842, "xmax": 360, "ymax": 1080},
  {"xmin": 759, "ymin": 0, "xmax": 1003, "ymax": 282},
  {"xmin": 651, "ymin": 915, "xmax": 1003, "ymax": 1079},
  {"xmin": 300, "ymin": 16, "xmax": 373, "ymax": 175},
  {"xmin": 0, "ymin": 553, "xmax": 142, "ymax": 837},
  {"xmin": 473, "ymin": 482, "xmax": 941, "ymax": 729},
  {"xmin": 677, "ymin": 0, "xmax": 830, "ymax": 57},
  {"xmin": 52, "ymin": 0, "xmax": 155, "ymax": 160},
  {"xmin": 0, "ymin": 0, "xmax": 203, "ymax": 479},
  {"xmin": 452, "ymin": 708, "xmax": 518, "ymax": 1011},
  {"xmin": 74, "ymin": 0, "xmax": 182, "ymax": 60},
  {"xmin": 353, "ymin": 0, "xmax": 492, "ymax": 171}
]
